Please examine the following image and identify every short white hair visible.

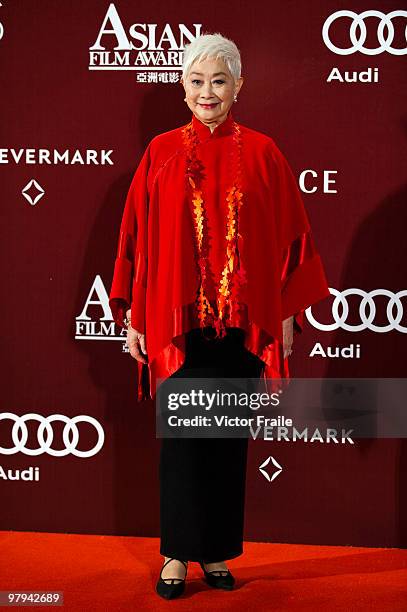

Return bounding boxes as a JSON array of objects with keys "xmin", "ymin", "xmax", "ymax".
[{"xmin": 182, "ymin": 32, "xmax": 242, "ymax": 83}]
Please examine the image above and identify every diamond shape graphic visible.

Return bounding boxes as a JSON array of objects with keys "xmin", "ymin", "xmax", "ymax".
[
  {"xmin": 22, "ymin": 179, "xmax": 45, "ymax": 206},
  {"xmin": 259, "ymin": 455, "xmax": 283, "ymax": 482}
]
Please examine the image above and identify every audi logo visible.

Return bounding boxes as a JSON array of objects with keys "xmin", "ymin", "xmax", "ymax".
[
  {"xmin": 322, "ymin": 10, "xmax": 407, "ymax": 55},
  {"xmin": 307, "ymin": 288, "xmax": 407, "ymax": 333},
  {"xmin": 0, "ymin": 413, "xmax": 105, "ymax": 458}
]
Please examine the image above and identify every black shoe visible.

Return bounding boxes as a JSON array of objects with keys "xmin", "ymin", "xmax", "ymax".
[
  {"xmin": 156, "ymin": 558, "xmax": 188, "ymax": 599},
  {"xmin": 199, "ymin": 560, "xmax": 235, "ymax": 590}
]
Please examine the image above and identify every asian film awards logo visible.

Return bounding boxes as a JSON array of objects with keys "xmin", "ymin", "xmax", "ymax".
[{"xmin": 89, "ymin": 2, "xmax": 202, "ymax": 82}]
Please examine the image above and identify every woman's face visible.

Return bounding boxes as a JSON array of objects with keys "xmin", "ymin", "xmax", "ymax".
[{"xmin": 182, "ymin": 56, "xmax": 243, "ymax": 126}]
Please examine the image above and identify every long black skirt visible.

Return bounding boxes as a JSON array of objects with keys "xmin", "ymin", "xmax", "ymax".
[{"xmin": 159, "ymin": 326, "xmax": 264, "ymax": 562}]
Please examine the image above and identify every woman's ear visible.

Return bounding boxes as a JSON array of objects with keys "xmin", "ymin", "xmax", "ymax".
[{"xmin": 236, "ymin": 75, "xmax": 244, "ymax": 95}]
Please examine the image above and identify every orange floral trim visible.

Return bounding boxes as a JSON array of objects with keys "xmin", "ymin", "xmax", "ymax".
[{"xmin": 181, "ymin": 118, "xmax": 247, "ymax": 339}]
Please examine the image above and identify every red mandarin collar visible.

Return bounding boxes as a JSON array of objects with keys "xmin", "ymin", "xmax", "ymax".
[{"xmin": 191, "ymin": 109, "xmax": 235, "ymax": 140}]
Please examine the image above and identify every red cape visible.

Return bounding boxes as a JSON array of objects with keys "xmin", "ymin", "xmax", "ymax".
[{"xmin": 109, "ymin": 110, "xmax": 330, "ymax": 400}]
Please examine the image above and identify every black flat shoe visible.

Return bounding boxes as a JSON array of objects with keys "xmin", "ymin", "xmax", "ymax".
[
  {"xmin": 199, "ymin": 560, "xmax": 235, "ymax": 590},
  {"xmin": 156, "ymin": 558, "xmax": 188, "ymax": 599}
]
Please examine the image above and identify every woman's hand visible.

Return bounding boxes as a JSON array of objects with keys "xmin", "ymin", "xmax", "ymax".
[
  {"xmin": 282, "ymin": 315, "xmax": 294, "ymax": 359},
  {"xmin": 125, "ymin": 308, "xmax": 148, "ymax": 364}
]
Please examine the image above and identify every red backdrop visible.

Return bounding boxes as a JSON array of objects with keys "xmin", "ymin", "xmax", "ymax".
[{"xmin": 1, "ymin": 0, "xmax": 406, "ymax": 547}]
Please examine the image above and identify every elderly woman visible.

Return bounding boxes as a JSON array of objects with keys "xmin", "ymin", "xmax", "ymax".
[{"xmin": 109, "ymin": 33, "xmax": 330, "ymax": 599}]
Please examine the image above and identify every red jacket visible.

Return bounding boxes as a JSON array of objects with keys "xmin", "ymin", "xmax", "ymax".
[{"xmin": 109, "ymin": 110, "xmax": 330, "ymax": 400}]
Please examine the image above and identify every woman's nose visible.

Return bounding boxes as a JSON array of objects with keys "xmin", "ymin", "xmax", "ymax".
[{"xmin": 201, "ymin": 82, "xmax": 214, "ymax": 97}]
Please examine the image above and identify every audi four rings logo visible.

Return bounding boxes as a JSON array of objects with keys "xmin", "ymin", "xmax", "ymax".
[
  {"xmin": 308, "ymin": 288, "xmax": 407, "ymax": 333},
  {"xmin": 0, "ymin": 413, "xmax": 105, "ymax": 457},
  {"xmin": 322, "ymin": 10, "xmax": 407, "ymax": 55}
]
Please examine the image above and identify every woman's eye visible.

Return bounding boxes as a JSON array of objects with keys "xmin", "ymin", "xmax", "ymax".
[{"xmin": 190, "ymin": 79, "xmax": 225, "ymax": 85}]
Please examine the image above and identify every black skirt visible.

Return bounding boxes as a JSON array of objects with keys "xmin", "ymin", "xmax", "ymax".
[{"xmin": 159, "ymin": 327, "xmax": 264, "ymax": 562}]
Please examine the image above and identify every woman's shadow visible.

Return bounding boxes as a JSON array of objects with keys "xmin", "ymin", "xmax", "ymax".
[{"xmin": 323, "ymin": 118, "xmax": 407, "ymax": 547}]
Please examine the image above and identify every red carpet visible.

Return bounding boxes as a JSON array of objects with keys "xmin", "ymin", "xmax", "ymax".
[{"xmin": 0, "ymin": 531, "xmax": 406, "ymax": 610}]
